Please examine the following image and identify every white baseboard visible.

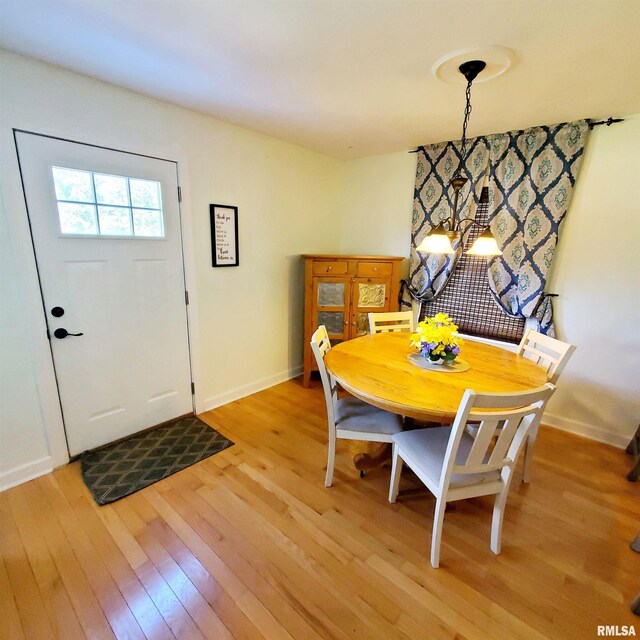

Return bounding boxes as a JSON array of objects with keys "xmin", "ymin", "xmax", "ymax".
[
  {"xmin": 199, "ymin": 365, "xmax": 303, "ymax": 414},
  {"xmin": 0, "ymin": 456, "xmax": 53, "ymax": 493},
  {"xmin": 543, "ymin": 413, "xmax": 630, "ymax": 449}
]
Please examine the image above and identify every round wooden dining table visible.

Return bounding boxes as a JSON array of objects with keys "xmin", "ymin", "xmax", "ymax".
[{"xmin": 324, "ymin": 332, "xmax": 549, "ymax": 423}]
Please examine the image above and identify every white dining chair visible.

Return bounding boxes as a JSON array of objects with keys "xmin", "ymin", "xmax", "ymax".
[
  {"xmin": 517, "ymin": 328, "xmax": 576, "ymax": 383},
  {"xmin": 310, "ymin": 325, "xmax": 404, "ymax": 487},
  {"xmin": 368, "ymin": 311, "xmax": 415, "ymax": 334},
  {"xmin": 388, "ymin": 383, "xmax": 555, "ymax": 568},
  {"xmin": 517, "ymin": 329, "xmax": 575, "ymax": 482}
]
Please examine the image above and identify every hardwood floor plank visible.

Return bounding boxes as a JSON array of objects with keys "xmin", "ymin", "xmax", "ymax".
[
  {"xmin": 142, "ymin": 487, "xmax": 300, "ymax": 640},
  {"xmin": 38, "ymin": 475, "xmax": 147, "ymax": 640},
  {"xmin": 150, "ymin": 512, "xmax": 267, "ymax": 640},
  {"xmin": 0, "ymin": 494, "xmax": 52, "ymax": 640},
  {"xmin": 152, "ymin": 483, "xmax": 334, "ymax": 640},
  {"xmin": 195, "ymin": 440, "xmax": 540, "ymax": 640},
  {"xmin": 20, "ymin": 480, "xmax": 116, "ymax": 639},
  {"xmin": 228, "ymin": 456, "xmax": 528, "ymax": 635},
  {"xmin": 0, "ymin": 554, "xmax": 25, "ymax": 640},
  {"xmin": 195, "ymin": 479, "xmax": 406, "ymax": 640},
  {"xmin": 1, "ymin": 378, "xmax": 637, "ymax": 640},
  {"xmin": 97, "ymin": 504, "xmax": 150, "ymax": 571},
  {"xmin": 53, "ymin": 468, "xmax": 176, "ymax": 640},
  {"xmin": 136, "ymin": 519, "xmax": 235, "ymax": 640},
  {"xmin": 7, "ymin": 487, "xmax": 85, "ymax": 640},
  {"xmin": 133, "ymin": 558, "xmax": 206, "ymax": 640}
]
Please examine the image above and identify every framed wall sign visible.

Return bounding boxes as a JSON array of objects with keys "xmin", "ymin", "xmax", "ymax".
[{"xmin": 210, "ymin": 204, "xmax": 239, "ymax": 267}]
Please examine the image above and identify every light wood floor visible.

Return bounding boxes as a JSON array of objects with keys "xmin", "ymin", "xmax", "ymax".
[{"xmin": 1, "ymin": 378, "xmax": 638, "ymax": 640}]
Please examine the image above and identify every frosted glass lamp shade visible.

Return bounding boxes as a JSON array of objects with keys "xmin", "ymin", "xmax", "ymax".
[
  {"xmin": 466, "ymin": 228, "xmax": 502, "ymax": 256},
  {"xmin": 417, "ymin": 227, "xmax": 455, "ymax": 254}
]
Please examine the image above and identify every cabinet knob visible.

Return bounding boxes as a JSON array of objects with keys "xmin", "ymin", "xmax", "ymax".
[
  {"xmin": 373, "ymin": 267, "xmax": 378, "ymax": 271},
  {"xmin": 327, "ymin": 266, "xmax": 332, "ymax": 272}
]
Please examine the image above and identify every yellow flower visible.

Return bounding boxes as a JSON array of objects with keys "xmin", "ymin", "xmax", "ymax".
[
  {"xmin": 409, "ymin": 333, "xmax": 422, "ymax": 348},
  {"xmin": 409, "ymin": 313, "xmax": 463, "ymax": 354}
]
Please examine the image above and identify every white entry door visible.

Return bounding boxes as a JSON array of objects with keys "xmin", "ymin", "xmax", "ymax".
[{"xmin": 16, "ymin": 132, "xmax": 193, "ymax": 456}]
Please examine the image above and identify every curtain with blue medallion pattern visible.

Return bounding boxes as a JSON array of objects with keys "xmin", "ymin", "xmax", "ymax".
[
  {"xmin": 484, "ymin": 121, "xmax": 589, "ymax": 334},
  {"xmin": 405, "ymin": 137, "xmax": 488, "ymax": 303},
  {"xmin": 403, "ymin": 120, "xmax": 589, "ymax": 335}
]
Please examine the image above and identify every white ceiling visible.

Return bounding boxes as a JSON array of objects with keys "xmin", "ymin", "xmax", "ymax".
[{"xmin": 1, "ymin": 0, "xmax": 639, "ymax": 159}]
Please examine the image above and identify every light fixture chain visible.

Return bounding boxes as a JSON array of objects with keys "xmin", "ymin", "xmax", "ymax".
[{"xmin": 459, "ymin": 77, "xmax": 473, "ymax": 163}]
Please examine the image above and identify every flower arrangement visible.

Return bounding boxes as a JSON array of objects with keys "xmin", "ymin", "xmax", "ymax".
[{"xmin": 410, "ymin": 313, "xmax": 463, "ymax": 363}]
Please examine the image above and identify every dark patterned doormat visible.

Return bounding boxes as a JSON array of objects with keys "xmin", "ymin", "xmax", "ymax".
[{"xmin": 80, "ymin": 416, "xmax": 234, "ymax": 505}]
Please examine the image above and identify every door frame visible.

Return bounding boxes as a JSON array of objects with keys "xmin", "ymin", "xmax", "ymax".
[{"xmin": 11, "ymin": 128, "xmax": 200, "ymax": 467}]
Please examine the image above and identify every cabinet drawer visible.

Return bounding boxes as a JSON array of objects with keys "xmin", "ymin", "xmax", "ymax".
[
  {"xmin": 312, "ymin": 260, "xmax": 348, "ymax": 275},
  {"xmin": 356, "ymin": 261, "xmax": 392, "ymax": 277}
]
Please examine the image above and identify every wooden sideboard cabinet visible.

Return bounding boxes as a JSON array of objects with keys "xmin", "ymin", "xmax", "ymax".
[{"xmin": 302, "ymin": 254, "xmax": 404, "ymax": 387}]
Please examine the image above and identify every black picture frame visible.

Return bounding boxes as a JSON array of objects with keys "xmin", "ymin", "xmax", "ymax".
[{"xmin": 210, "ymin": 204, "xmax": 239, "ymax": 267}]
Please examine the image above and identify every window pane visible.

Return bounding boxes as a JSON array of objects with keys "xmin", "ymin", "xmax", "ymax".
[
  {"xmin": 133, "ymin": 208, "xmax": 164, "ymax": 237},
  {"xmin": 98, "ymin": 206, "xmax": 132, "ymax": 236},
  {"xmin": 52, "ymin": 167, "xmax": 94, "ymax": 202},
  {"xmin": 94, "ymin": 173, "xmax": 129, "ymax": 206},
  {"xmin": 130, "ymin": 178, "xmax": 161, "ymax": 209},
  {"xmin": 57, "ymin": 203, "xmax": 98, "ymax": 235}
]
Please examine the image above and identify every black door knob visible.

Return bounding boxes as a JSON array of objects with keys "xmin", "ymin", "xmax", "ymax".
[
  {"xmin": 51, "ymin": 306, "xmax": 65, "ymax": 317},
  {"xmin": 54, "ymin": 328, "xmax": 84, "ymax": 339}
]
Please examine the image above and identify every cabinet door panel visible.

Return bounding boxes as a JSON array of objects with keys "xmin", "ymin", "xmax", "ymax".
[
  {"xmin": 354, "ymin": 312, "xmax": 370, "ymax": 337},
  {"xmin": 356, "ymin": 281, "xmax": 387, "ymax": 308},
  {"xmin": 313, "ymin": 276, "xmax": 351, "ymax": 340},
  {"xmin": 317, "ymin": 281, "xmax": 346, "ymax": 306},
  {"xmin": 317, "ymin": 311, "xmax": 346, "ymax": 335},
  {"xmin": 349, "ymin": 277, "xmax": 391, "ymax": 338}
]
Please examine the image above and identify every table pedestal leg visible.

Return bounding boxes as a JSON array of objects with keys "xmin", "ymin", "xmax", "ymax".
[{"xmin": 352, "ymin": 443, "xmax": 391, "ymax": 473}]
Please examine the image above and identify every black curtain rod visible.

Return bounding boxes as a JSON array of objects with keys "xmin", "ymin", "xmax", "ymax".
[
  {"xmin": 587, "ymin": 117, "xmax": 625, "ymax": 129},
  {"xmin": 408, "ymin": 117, "xmax": 624, "ymax": 153}
]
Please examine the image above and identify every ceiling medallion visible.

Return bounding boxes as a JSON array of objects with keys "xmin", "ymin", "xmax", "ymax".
[{"xmin": 432, "ymin": 46, "xmax": 515, "ymax": 84}]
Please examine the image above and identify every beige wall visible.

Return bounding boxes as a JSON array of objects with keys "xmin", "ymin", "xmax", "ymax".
[
  {"xmin": 333, "ymin": 117, "xmax": 640, "ymax": 447},
  {"xmin": 0, "ymin": 51, "xmax": 342, "ymax": 488},
  {"xmin": 0, "ymin": 189, "xmax": 53, "ymax": 484},
  {"xmin": 546, "ymin": 115, "xmax": 640, "ymax": 445},
  {"xmin": 336, "ymin": 151, "xmax": 416, "ymax": 261}
]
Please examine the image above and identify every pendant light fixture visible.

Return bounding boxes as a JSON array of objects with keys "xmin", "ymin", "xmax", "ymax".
[{"xmin": 417, "ymin": 60, "xmax": 502, "ymax": 257}]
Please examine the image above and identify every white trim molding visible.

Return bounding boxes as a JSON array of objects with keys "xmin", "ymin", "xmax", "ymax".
[
  {"xmin": 200, "ymin": 365, "xmax": 304, "ymax": 414},
  {"xmin": 543, "ymin": 413, "xmax": 630, "ymax": 449},
  {"xmin": 0, "ymin": 456, "xmax": 53, "ymax": 493}
]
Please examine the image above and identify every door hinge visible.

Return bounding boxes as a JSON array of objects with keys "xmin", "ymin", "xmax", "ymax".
[
  {"xmin": 191, "ymin": 382, "xmax": 195, "ymax": 395},
  {"xmin": 177, "ymin": 186, "xmax": 182, "ymax": 203},
  {"xmin": 185, "ymin": 290, "xmax": 189, "ymax": 305}
]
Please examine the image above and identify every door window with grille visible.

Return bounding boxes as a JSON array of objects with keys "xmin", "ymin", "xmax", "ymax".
[{"xmin": 52, "ymin": 167, "xmax": 164, "ymax": 238}]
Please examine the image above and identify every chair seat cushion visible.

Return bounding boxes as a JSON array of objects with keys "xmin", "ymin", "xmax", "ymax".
[
  {"xmin": 336, "ymin": 397, "xmax": 403, "ymax": 435},
  {"xmin": 393, "ymin": 427, "xmax": 500, "ymax": 487}
]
